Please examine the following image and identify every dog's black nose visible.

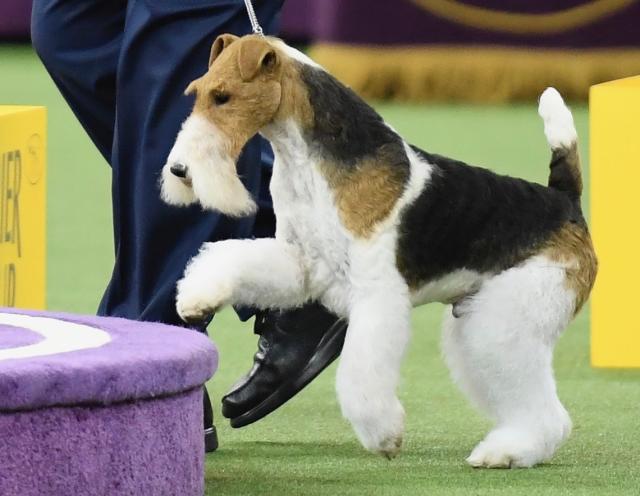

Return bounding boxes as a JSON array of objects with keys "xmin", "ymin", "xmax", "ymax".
[{"xmin": 170, "ymin": 163, "xmax": 188, "ymax": 178}]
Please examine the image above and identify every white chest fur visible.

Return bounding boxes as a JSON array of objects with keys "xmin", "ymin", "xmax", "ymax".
[
  {"xmin": 264, "ymin": 121, "xmax": 352, "ymax": 315},
  {"xmin": 262, "ymin": 123, "xmax": 486, "ymax": 315}
]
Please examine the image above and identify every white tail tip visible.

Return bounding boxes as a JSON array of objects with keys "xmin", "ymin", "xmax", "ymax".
[{"xmin": 538, "ymin": 87, "xmax": 577, "ymax": 149}]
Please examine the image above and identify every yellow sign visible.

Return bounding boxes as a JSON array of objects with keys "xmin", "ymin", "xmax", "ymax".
[
  {"xmin": 590, "ymin": 76, "xmax": 640, "ymax": 367},
  {"xmin": 0, "ymin": 106, "xmax": 46, "ymax": 310}
]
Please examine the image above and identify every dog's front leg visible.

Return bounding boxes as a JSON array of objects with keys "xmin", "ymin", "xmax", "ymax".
[
  {"xmin": 176, "ymin": 238, "xmax": 307, "ymax": 323},
  {"xmin": 336, "ymin": 281, "xmax": 411, "ymax": 459}
]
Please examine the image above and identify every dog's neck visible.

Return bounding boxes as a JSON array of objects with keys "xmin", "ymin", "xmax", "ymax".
[{"xmin": 261, "ymin": 119, "xmax": 313, "ymax": 171}]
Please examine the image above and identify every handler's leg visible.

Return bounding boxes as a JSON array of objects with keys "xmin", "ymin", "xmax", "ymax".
[
  {"xmin": 100, "ymin": 1, "xmax": 282, "ymax": 326},
  {"xmin": 31, "ymin": 0, "xmax": 122, "ymax": 161},
  {"xmin": 29, "ymin": 0, "xmax": 282, "ymax": 452},
  {"xmin": 102, "ymin": 0, "xmax": 284, "ymax": 450}
]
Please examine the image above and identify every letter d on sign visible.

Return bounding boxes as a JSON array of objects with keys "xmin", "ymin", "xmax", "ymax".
[{"xmin": 0, "ymin": 107, "xmax": 46, "ymax": 310}]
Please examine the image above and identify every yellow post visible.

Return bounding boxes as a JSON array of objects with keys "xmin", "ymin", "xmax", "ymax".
[
  {"xmin": 590, "ymin": 76, "xmax": 640, "ymax": 368},
  {"xmin": 0, "ymin": 106, "xmax": 46, "ymax": 310}
]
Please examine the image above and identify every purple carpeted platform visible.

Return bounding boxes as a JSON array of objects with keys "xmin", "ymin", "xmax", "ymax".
[{"xmin": 0, "ymin": 309, "xmax": 218, "ymax": 496}]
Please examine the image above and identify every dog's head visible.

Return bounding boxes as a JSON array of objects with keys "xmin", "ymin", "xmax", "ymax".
[{"xmin": 161, "ymin": 34, "xmax": 296, "ymax": 216}]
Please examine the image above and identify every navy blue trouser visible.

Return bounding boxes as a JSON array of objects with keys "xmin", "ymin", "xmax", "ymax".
[{"xmin": 31, "ymin": 0, "xmax": 282, "ymax": 326}]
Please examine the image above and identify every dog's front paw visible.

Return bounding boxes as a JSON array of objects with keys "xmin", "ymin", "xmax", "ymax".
[
  {"xmin": 176, "ymin": 297, "xmax": 213, "ymax": 324},
  {"xmin": 176, "ymin": 275, "xmax": 232, "ymax": 324},
  {"xmin": 377, "ymin": 431, "xmax": 404, "ymax": 460},
  {"xmin": 344, "ymin": 396, "xmax": 405, "ymax": 459}
]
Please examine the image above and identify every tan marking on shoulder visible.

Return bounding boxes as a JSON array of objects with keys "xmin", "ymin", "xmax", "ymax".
[
  {"xmin": 543, "ymin": 221, "xmax": 598, "ymax": 314},
  {"xmin": 276, "ymin": 48, "xmax": 408, "ymax": 236},
  {"xmin": 320, "ymin": 144, "xmax": 409, "ymax": 238}
]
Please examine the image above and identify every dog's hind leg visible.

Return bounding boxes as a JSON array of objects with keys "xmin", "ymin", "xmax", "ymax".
[
  {"xmin": 176, "ymin": 238, "xmax": 308, "ymax": 322},
  {"xmin": 441, "ymin": 257, "xmax": 575, "ymax": 468}
]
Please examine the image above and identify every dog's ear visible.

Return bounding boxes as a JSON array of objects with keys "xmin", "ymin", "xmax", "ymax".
[
  {"xmin": 184, "ymin": 78, "xmax": 198, "ymax": 96},
  {"xmin": 237, "ymin": 37, "xmax": 278, "ymax": 82},
  {"xmin": 209, "ymin": 33, "xmax": 239, "ymax": 67}
]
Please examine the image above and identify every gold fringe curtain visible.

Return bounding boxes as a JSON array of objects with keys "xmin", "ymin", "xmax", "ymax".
[{"xmin": 309, "ymin": 44, "xmax": 640, "ymax": 103}]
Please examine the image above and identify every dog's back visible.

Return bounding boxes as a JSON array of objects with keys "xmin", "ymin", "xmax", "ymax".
[{"xmin": 397, "ymin": 89, "xmax": 596, "ymax": 313}]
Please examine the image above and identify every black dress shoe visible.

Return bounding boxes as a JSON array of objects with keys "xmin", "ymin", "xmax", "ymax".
[
  {"xmin": 203, "ymin": 385, "xmax": 218, "ymax": 452},
  {"xmin": 221, "ymin": 303, "xmax": 347, "ymax": 427}
]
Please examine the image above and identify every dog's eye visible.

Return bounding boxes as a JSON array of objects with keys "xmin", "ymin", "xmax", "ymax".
[{"xmin": 212, "ymin": 91, "xmax": 230, "ymax": 106}]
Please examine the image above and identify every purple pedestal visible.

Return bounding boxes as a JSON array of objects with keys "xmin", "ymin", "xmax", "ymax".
[{"xmin": 0, "ymin": 309, "xmax": 218, "ymax": 496}]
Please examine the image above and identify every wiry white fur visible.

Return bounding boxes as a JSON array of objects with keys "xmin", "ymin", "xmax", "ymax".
[
  {"xmin": 264, "ymin": 119, "xmax": 353, "ymax": 317},
  {"xmin": 332, "ymin": 145, "xmax": 436, "ymax": 457},
  {"xmin": 172, "ymin": 51, "xmax": 582, "ymax": 467},
  {"xmin": 161, "ymin": 114, "xmax": 256, "ymax": 216},
  {"xmin": 178, "ymin": 117, "xmax": 430, "ymax": 456},
  {"xmin": 538, "ymin": 87, "xmax": 577, "ymax": 149},
  {"xmin": 336, "ymin": 231, "xmax": 411, "ymax": 458},
  {"xmin": 176, "ymin": 238, "xmax": 308, "ymax": 321},
  {"xmin": 442, "ymin": 256, "xmax": 575, "ymax": 468}
]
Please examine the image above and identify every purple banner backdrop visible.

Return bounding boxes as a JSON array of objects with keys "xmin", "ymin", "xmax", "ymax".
[
  {"xmin": 4, "ymin": 1, "xmax": 640, "ymax": 100},
  {"xmin": 281, "ymin": 0, "xmax": 640, "ymax": 48},
  {"xmin": 0, "ymin": 0, "xmax": 31, "ymax": 40},
  {"xmin": 5, "ymin": 0, "xmax": 640, "ymax": 47},
  {"xmin": 281, "ymin": 0, "xmax": 640, "ymax": 101}
]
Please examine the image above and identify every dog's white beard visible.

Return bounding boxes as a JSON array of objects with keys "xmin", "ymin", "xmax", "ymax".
[{"xmin": 160, "ymin": 113, "xmax": 257, "ymax": 217}]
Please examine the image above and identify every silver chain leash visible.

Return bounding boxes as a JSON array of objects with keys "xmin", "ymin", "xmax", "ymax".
[{"xmin": 243, "ymin": 0, "xmax": 264, "ymax": 36}]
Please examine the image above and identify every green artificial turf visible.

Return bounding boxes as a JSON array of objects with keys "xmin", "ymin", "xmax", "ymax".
[{"xmin": 1, "ymin": 44, "xmax": 639, "ymax": 495}]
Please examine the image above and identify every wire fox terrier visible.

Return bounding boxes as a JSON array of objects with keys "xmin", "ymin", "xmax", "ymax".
[{"xmin": 160, "ymin": 34, "xmax": 597, "ymax": 467}]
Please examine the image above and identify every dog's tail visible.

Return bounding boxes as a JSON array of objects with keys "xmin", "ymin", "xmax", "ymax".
[{"xmin": 538, "ymin": 87, "xmax": 582, "ymax": 202}]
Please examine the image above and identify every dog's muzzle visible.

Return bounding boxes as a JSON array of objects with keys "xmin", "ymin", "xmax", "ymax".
[{"xmin": 160, "ymin": 113, "xmax": 257, "ymax": 216}]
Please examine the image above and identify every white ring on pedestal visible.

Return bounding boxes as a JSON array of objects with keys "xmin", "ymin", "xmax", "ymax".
[{"xmin": 0, "ymin": 313, "xmax": 111, "ymax": 361}]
